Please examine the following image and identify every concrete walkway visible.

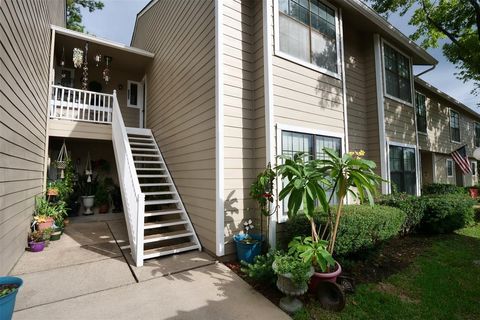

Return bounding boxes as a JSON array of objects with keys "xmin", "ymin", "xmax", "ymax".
[{"xmin": 10, "ymin": 215, "xmax": 290, "ymax": 320}]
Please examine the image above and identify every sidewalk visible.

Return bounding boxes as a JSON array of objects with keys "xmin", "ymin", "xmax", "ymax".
[{"xmin": 10, "ymin": 215, "xmax": 290, "ymax": 320}]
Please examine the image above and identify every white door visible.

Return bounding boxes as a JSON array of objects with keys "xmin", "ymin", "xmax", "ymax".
[{"xmin": 127, "ymin": 80, "xmax": 144, "ymax": 127}]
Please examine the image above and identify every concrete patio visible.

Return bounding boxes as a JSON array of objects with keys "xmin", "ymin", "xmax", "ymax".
[{"xmin": 9, "ymin": 214, "xmax": 289, "ymax": 320}]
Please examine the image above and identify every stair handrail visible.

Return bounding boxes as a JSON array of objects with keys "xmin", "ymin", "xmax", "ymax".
[{"xmin": 111, "ymin": 90, "xmax": 145, "ymax": 267}]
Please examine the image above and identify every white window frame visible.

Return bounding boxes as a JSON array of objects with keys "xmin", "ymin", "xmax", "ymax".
[
  {"xmin": 446, "ymin": 158, "xmax": 454, "ymax": 178},
  {"xmin": 127, "ymin": 80, "xmax": 144, "ymax": 109},
  {"xmin": 475, "ymin": 122, "xmax": 480, "ymax": 147},
  {"xmin": 386, "ymin": 141, "xmax": 420, "ymax": 196},
  {"xmin": 273, "ymin": 0, "xmax": 343, "ymax": 80},
  {"xmin": 276, "ymin": 123, "xmax": 345, "ymax": 223},
  {"xmin": 449, "ymin": 108, "xmax": 461, "ymax": 143},
  {"xmin": 381, "ymin": 39, "xmax": 413, "ymax": 107}
]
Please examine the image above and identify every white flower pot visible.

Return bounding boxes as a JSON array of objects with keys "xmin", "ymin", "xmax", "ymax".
[{"xmin": 82, "ymin": 196, "xmax": 95, "ymax": 215}]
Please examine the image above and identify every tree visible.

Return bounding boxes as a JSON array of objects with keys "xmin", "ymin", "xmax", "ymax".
[
  {"xmin": 369, "ymin": 0, "xmax": 480, "ymax": 99},
  {"xmin": 67, "ymin": 0, "xmax": 104, "ymax": 32}
]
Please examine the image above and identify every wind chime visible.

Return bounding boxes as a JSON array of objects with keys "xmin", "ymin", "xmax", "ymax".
[
  {"xmin": 85, "ymin": 152, "xmax": 93, "ymax": 182},
  {"xmin": 56, "ymin": 140, "xmax": 69, "ymax": 179},
  {"xmin": 103, "ymin": 56, "xmax": 112, "ymax": 84},
  {"xmin": 81, "ymin": 42, "xmax": 89, "ymax": 90}
]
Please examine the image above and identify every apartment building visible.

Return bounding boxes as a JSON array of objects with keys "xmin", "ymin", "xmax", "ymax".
[{"xmin": 1, "ymin": 0, "xmax": 478, "ymax": 273}]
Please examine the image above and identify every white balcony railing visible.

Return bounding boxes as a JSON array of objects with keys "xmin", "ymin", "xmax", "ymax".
[{"xmin": 50, "ymin": 85, "xmax": 113, "ymax": 123}]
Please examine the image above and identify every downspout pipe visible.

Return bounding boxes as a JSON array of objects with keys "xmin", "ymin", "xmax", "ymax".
[{"xmin": 415, "ymin": 64, "xmax": 436, "ymax": 78}]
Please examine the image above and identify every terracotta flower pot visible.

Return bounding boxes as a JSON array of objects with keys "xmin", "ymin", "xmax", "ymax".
[
  {"xmin": 309, "ymin": 262, "xmax": 342, "ymax": 293},
  {"xmin": 469, "ymin": 187, "xmax": 478, "ymax": 199},
  {"xmin": 36, "ymin": 217, "xmax": 54, "ymax": 231},
  {"xmin": 98, "ymin": 204, "xmax": 109, "ymax": 214}
]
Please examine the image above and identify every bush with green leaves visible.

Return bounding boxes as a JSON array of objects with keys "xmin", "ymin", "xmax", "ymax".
[
  {"xmin": 377, "ymin": 193, "xmax": 427, "ymax": 234},
  {"xmin": 240, "ymin": 251, "xmax": 277, "ymax": 285},
  {"xmin": 272, "ymin": 253, "xmax": 312, "ymax": 285},
  {"xmin": 283, "ymin": 205, "xmax": 405, "ymax": 256},
  {"xmin": 422, "ymin": 183, "xmax": 467, "ymax": 195},
  {"xmin": 420, "ymin": 194, "xmax": 475, "ymax": 233}
]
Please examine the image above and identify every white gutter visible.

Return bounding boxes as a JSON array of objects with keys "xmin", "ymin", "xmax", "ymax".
[
  {"xmin": 215, "ymin": 0, "xmax": 225, "ymax": 257},
  {"xmin": 263, "ymin": 0, "xmax": 276, "ymax": 249},
  {"xmin": 373, "ymin": 34, "xmax": 388, "ymax": 194},
  {"xmin": 339, "ymin": 9, "xmax": 349, "ymax": 154}
]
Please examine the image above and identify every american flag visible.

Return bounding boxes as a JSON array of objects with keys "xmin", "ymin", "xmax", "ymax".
[{"xmin": 451, "ymin": 145, "xmax": 472, "ymax": 175}]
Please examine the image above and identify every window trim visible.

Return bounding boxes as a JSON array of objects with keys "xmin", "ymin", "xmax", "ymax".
[
  {"xmin": 415, "ymin": 91, "xmax": 427, "ymax": 134},
  {"xmin": 276, "ymin": 123, "xmax": 344, "ymax": 223},
  {"xmin": 381, "ymin": 39, "xmax": 413, "ymax": 106},
  {"xmin": 446, "ymin": 158, "xmax": 454, "ymax": 178},
  {"xmin": 471, "ymin": 160, "xmax": 477, "ymax": 177},
  {"xmin": 273, "ymin": 0, "xmax": 343, "ymax": 80},
  {"xmin": 449, "ymin": 108, "xmax": 461, "ymax": 143},
  {"xmin": 386, "ymin": 141, "xmax": 419, "ymax": 195}
]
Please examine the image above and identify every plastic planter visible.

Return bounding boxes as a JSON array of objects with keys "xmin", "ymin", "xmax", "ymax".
[
  {"xmin": 309, "ymin": 261, "xmax": 342, "ymax": 293},
  {"xmin": 233, "ymin": 234, "xmax": 263, "ymax": 264},
  {"xmin": 28, "ymin": 241, "xmax": 45, "ymax": 252},
  {"xmin": 0, "ymin": 276, "xmax": 23, "ymax": 320}
]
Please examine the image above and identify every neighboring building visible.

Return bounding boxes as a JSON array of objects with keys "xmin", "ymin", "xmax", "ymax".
[{"xmin": 1, "ymin": 0, "xmax": 478, "ymax": 273}]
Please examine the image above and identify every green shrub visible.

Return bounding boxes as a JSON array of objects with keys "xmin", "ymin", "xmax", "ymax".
[
  {"xmin": 240, "ymin": 251, "xmax": 277, "ymax": 285},
  {"xmin": 377, "ymin": 193, "xmax": 427, "ymax": 234},
  {"xmin": 282, "ymin": 205, "xmax": 406, "ymax": 256},
  {"xmin": 422, "ymin": 183, "xmax": 467, "ymax": 195},
  {"xmin": 420, "ymin": 194, "xmax": 475, "ymax": 233}
]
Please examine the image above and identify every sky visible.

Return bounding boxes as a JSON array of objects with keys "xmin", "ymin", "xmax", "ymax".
[{"xmin": 80, "ymin": 0, "xmax": 478, "ymax": 110}]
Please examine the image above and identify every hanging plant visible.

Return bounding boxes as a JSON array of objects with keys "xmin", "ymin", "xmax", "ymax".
[
  {"xmin": 72, "ymin": 48, "xmax": 83, "ymax": 68},
  {"xmin": 55, "ymin": 141, "xmax": 69, "ymax": 179}
]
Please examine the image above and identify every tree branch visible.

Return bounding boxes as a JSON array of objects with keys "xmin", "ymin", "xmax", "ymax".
[{"xmin": 467, "ymin": 0, "xmax": 480, "ymax": 42}]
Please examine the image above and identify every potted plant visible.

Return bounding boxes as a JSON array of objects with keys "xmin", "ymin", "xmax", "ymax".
[
  {"xmin": 233, "ymin": 219, "xmax": 263, "ymax": 264},
  {"xmin": 28, "ymin": 230, "xmax": 46, "ymax": 252},
  {"xmin": 78, "ymin": 174, "xmax": 97, "ymax": 215},
  {"xmin": 276, "ymin": 149, "xmax": 382, "ymax": 292},
  {"xmin": 34, "ymin": 197, "xmax": 55, "ymax": 230},
  {"xmin": 95, "ymin": 179, "xmax": 112, "ymax": 214},
  {"xmin": 42, "ymin": 227, "xmax": 53, "ymax": 247},
  {"xmin": 272, "ymin": 252, "xmax": 314, "ymax": 313},
  {"xmin": 0, "ymin": 276, "xmax": 23, "ymax": 320}
]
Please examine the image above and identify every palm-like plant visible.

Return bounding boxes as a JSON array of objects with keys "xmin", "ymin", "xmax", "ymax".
[{"xmin": 277, "ymin": 149, "xmax": 383, "ymax": 254}]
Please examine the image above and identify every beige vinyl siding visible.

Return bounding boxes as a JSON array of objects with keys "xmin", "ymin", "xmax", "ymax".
[
  {"xmin": 384, "ymin": 98, "xmax": 416, "ymax": 145},
  {"xmin": 0, "ymin": 0, "xmax": 65, "ymax": 274},
  {"xmin": 48, "ymin": 120, "xmax": 112, "ymax": 140},
  {"xmin": 132, "ymin": 0, "xmax": 217, "ymax": 254},
  {"xmin": 417, "ymin": 86, "xmax": 477, "ymax": 157},
  {"xmin": 433, "ymin": 154, "xmax": 456, "ymax": 185},
  {"xmin": 222, "ymin": 0, "xmax": 258, "ymax": 255}
]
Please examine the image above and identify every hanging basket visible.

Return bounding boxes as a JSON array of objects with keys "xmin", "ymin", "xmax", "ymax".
[
  {"xmin": 56, "ymin": 141, "xmax": 69, "ymax": 178},
  {"xmin": 85, "ymin": 153, "xmax": 93, "ymax": 182}
]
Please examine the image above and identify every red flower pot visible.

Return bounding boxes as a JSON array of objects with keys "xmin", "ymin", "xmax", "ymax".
[
  {"xmin": 469, "ymin": 187, "xmax": 478, "ymax": 199},
  {"xmin": 309, "ymin": 262, "xmax": 342, "ymax": 293}
]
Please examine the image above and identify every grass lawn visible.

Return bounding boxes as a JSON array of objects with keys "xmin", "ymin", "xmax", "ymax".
[{"xmin": 295, "ymin": 224, "xmax": 480, "ymax": 320}]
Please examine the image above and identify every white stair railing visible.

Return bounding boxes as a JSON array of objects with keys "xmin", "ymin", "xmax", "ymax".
[
  {"xmin": 50, "ymin": 85, "xmax": 113, "ymax": 123},
  {"xmin": 111, "ymin": 91, "xmax": 145, "ymax": 267}
]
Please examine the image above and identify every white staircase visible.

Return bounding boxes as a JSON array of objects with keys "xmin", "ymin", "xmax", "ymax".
[{"xmin": 111, "ymin": 92, "xmax": 200, "ymax": 266}]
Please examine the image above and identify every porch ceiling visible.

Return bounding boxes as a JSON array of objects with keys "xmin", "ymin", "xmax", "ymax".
[{"xmin": 53, "ymin": 26, "xmax": 153, "ymax": 74}]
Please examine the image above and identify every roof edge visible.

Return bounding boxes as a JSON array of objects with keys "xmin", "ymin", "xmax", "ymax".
[
  {"xmin": 415, "ymin": 77, "xmax": 479, "ymax": 119},
  {"xmin": 51, "ymin": 25, "xmax": 154, "ymax": 58},
  {"xmin": 343, "ymin": 0, "xmax": 438, "ymax": 66}
]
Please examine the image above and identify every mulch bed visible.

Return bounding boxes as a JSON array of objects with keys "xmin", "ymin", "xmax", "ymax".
[{"xmin": 224, "ymin": 235, "xmax": 433, "ymax": 306}]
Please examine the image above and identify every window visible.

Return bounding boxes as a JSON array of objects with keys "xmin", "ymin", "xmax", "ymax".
[
  {"xmin": 415, "ymin": 92, "xmax": 427, "ymax": 133},
  {"xmin": 281, "ymin": 130, "xmax": 341, "ymax": 218},
  {"xmin": 475, "ymin": 123, "xmax": 480, "ymax": 147},
  {"xmin": 471, "ymin": 161, "xmax": 477, "ymax": 176},
  {"xmin": 389, "ymin": 145, "xmax": 416, "ymax": 195},
  {"xmin": 450, "ymin": 110, "xmax": 460, "ymax": 142},
  {"xmin": 384, "ymin": 44, "xmax": 412, "ymax": 103},
  {"xmin": 447, "ymin": 159, "xmax": 454, "ymax": 177},
  {"xmin": 278, "ymin": 0, "xmax": 338, "ymax": 74}
]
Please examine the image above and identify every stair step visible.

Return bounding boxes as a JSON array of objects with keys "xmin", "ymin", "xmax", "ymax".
[
  {"xmin": 137, "ymin": 174, "xmax": 168, "ymax": 178},
  {"xmin": 145, "ymin": 199, "xmax": 179, "ymax": 206},
  {"xmin": 144, "ymin": 209, "xmax": 183, "ymax": 217},
  {"xmin": 143, "ymin": 242, "xmax": 199, "ymax": 259},
  {"xmin": 144, "ymin": 191, "xmax": 175, "ymax": 196},
  {"xmin": 144, "ymin": 219, "xmax": 187, "ymax": 229},
  {"xmin": 134, "ymin": 160, "xmax": 163, "ymax": 164},
  {"xmin": 132, "ymin": 154, "xmax": 161, "ymax": 158},
  {"xmin": 129, "ymin": 142, "xmax": 154, "ymax": 146},
  {"xmin": 128, "ymin": 136, "xmax": 153, "ymax": 141},
  {"xmin": 140, "ymin": 183, "xmax": 172, "ymax": 187},
  {"xmin": 131, "ymin": 147, "xmax": 157, "ymax": 152},
  {"xmin": 144, "ymin": 230, "xmax": 193, "ymax": 243},
  {"xmin": 136, "ymin": 167, "xmax": 164, "ymax": 171}
]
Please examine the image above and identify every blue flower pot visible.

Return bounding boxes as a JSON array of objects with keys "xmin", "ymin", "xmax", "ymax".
[
  {"xmin": 233, "ymin": 234, "xmax": 263, "ymax": 264},
  {"xmin": 0, "ymin": 276, "xmax": 23, "ymax": 320}
]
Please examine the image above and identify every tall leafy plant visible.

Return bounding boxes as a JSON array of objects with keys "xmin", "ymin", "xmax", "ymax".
[{"xmin": 276, "ymin": 149, "xmax": 383, "ymax": 255}]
